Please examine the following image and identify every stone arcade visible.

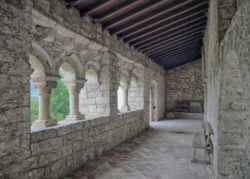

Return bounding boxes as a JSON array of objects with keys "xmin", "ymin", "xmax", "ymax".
[{"xmin": 0, "ymin": 0, "xmax": 250, "ymax": 178}]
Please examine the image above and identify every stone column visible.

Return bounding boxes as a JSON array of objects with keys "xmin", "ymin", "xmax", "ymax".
[
  {"xmin": 65, "ymin": 82, "xmax": 85, "ymax": 121},
  {"xmin": 120, "ymin": 85, "xmax": 130, "ymax": 112},
  {"xmin": 32, "ymin": 81, "xmax": 57, "ymax": 127}
]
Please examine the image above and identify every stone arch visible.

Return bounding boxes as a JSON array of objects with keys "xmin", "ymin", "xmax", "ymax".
[
  {"xmin": 128, "ymin": 71, "xmax": 144, "ymax": 110},
  {"xmin": 130, "ymin": 74, "xmax": 138, "ymax": 88},
  {"xmin": 120, "ymin": 70, "xmax": 130, "ymax": 86},
  {"xmin": 149, "ymin": 80, "xmax": 158, "ymax": 121},
  {"xmin": 60, "ymin": 62, "xmax": 76, "ymax": 81},
  {"xmin": 31, "ymin": 42, "xmax": 55, "ymax": 75},
  {"xmin": 80, "ymin": 60, "xmax": 109, "ymax": 118},
  {"xmin": 29, "ymin": 54, "xmax": 46, "ymax": 80},
  {"xmin": 55, "ymin": 55, "xmax": 83, "ymax": 80}
]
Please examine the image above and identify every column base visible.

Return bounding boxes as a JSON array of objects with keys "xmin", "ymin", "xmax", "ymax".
[
  {"xmin": 32, "ymin": 118, "xmax": 57, "ymax": 127},
  {"xmin": 65, "ymin": 114, "xmax": 85, "ymax": 121}
]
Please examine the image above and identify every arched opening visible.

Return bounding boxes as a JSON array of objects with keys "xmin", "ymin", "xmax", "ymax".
[
  {"xmin": 50, "ymin": 62, "xmax": 76, "ymax": 121},
  {"xmin": 118, "ymin": 73, "xmax": 130, "ymax": 112},
  {"xmin": 149, "ymin": 80, "xmax": 158, "ymax": 122},
  {"xmin": 29, "ymin": 54, "xmax": 45, "ymax": 123},
  {"xmin": 128, "ymin": 76, "xmax": 138, "ymax": 111},
  {"xmin": 128, "ymin": 76, "xmax": 144, "ymax": 110},
  {"xmin": 117, "ymin": 86, "xmax": 123, "ymax": 111},
  {"xmin": 80, "ymin": 67, "xmax": 107, "ymax": 118}
]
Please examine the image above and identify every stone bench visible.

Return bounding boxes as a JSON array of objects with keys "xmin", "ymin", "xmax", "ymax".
[{"xmin": 192, "ymin": 121, "xmax": 213, "ymax": 164}]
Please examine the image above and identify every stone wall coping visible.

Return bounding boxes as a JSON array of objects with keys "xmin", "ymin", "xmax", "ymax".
[{"xmin": 31, "ymin": 110, "xmax": 144, "ymax": 134}]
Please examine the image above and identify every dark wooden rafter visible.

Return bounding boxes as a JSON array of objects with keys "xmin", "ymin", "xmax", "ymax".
[
  {"xmin": 112, "ymin": 0, "xmax": 200, "ymax": 35},
  {"xmin": 124, "ymin": 10, "xmax": 207, "ymax": 43},
  {"xmin": 151, "ymin": 45, "xmax": 202, "ymax": 60},
  {"xmin": 140, "ymin": 30, "xmax": 203, "ymax": 53},
  {"xmin": 93, "ymin": 0, "xmax": 144, "ymax": 23},
  {"xmin": 150, "ymin": 40, "xmax": 202, "ymax": 59},
  {"xmin": 79, "ymin": 0, "xmax": 110, "ymax": 17},
  {"xmin": 103, "ymin": 0, "xmax": 171, "ymax": 29},
  {"xmin": 152, "ymin": 48, "xmax": 201, "ymax": 62},
  {"xmin": 148, "ymin": 39, "xmax": 202, "ymax": 58},
  {"xmin": 145, "ymin": 35, "xmax": 203, "ymax": 56},
  {"xmin": 134, "ymin": 22, "xmax": 206, "ymax": 48},
  {"xmin": 64, "ymin": 0, "xmax": 209, "ymax": 70},
  {"xmin": 118, "ymin": 2, "xmax": 208, "ymax": 39},
  {"xmin": 129, "ymin": 17, "xmax": 207, "ymax": 46}
]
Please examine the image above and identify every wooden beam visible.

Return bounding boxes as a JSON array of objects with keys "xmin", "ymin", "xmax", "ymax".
[
  {"xmin": 103, "ymin": 0, "xmax": 171, "ymax": 29},
  {"xmin": 124, "ymin": 10, "xmax": 206, "ymax": 43},
  {"xmin": 147, "ymin": 39, "xmax": 202, "ymax": 58},
  {"xmin": 119, "ymin": 2, "xmax": 208, "ymax": 39},
  {"xmin": 129, "ymin": 17, "xmax": 206, "ymax": 46},
  {"xmin": 149, "ymin": 44, "xmax": 202, "ymax": 60},
  {"xmin": 140, "ymin": 30, "xmax": 203, "ymax": 52},
  {"xmin": 112, "ymin": 0, "xmax": 199, "ymax": 35},
  {"xmin": 151, "ymin": 45, "xmax": 202, "ymax": 60},
  {"xmin": 134, "ymin": 22, "xmax": 206, "ymax": 48},
  {"xmin": 144, "ymin": 34, "xmax": 203, "ymax": 56},
  {"xmin": 79, "ymin": 0, "xmax": 110, "ymax": 17},
  {"xmin": 94, "ymin": 0, "xmax": 142, "ymax": 23}
]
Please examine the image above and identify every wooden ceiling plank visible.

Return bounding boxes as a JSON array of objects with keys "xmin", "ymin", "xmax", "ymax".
[
  {"xmin": 147, "ymin": 39, "xmax": 202, "ymax": 58},
  {"xmin": 119, "ymin": 2, "xmax": 208, "ymax": 39},
  {"xmin": 104, "ymin": 0, "xmax": 171, "ymax": 29},
  {"xmin": 130, "ymin": 18, "xmax": 206, "ymax": 46},
  {"xmin": 79, "ymin": 0, "xmax": 110, "ymax": 17},
  {"xmin": 113, "ymin": 0, "xmax": 199, "ymax": 35},
  {"xmin": 124, "ymin": 10, "xmax": 206, "ymax": 43},
  {"xmin": 134, "ymin": 22, "xmax": 206, "ymax": 48},
  {"xmin": 144, "ymin": 34, "xmax": 203, "ymax": 55},
  {"xmin": 151, "ymin": 45, "xmax": 201, "ymax": 59},
  {"xmin": 94, "ymin": 0, "xmax": 142, "ymax": 23},
  {"xmin": 140, "ymin": 30, "xmax": 203, "ymax": 52}
]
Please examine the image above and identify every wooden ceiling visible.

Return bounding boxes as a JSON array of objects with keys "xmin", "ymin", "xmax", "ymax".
[{"xmin": 65, "ymin": 0, "xmax": 208, "ymax": 70}]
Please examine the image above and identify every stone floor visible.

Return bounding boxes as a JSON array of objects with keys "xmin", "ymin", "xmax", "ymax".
[{"xmin": 64, "ymin": 119, "xmax": 209, "ymax": 179}]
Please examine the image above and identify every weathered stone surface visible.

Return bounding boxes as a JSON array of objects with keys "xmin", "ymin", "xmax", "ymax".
[
  {"xmin": 165, "ymin": 60, "xmax": 204, "ymax": 118},
  {"xmin": 203, "ymin": 1, "xmax": 250, "ymax": 178}
]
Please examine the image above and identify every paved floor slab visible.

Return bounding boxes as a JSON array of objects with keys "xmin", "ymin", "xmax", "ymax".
[{"xmin": 64, "ymin": 119, "xmax": 209, "ymax": 179}]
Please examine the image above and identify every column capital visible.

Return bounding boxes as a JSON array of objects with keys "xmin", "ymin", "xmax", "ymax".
[
  {"xmin": 32, "ymin": 80, "xmax": 57, "ymax": 94},
  {"xmin": 64, "ymin": 81, "xmax": 85, "ymax": 93},
  {"xmin": 120, "ymin": 84, "xmax": 129, "ymax": 90}
]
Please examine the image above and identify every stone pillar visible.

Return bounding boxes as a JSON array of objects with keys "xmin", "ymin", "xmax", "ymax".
[
  {"xmin": 32, "ymin": 81, "xmax": 57, "ymax": 127},
  {"xmin": 120, "ymin": 85, "xmax": 130, "ymax": 112},
  {"xmin": 65, "ymin": 82, "xmax": 85, "ymax": 121},
  {"xmin": 102, "ymin": 51, "xmax": 119, "ymax": 116}
]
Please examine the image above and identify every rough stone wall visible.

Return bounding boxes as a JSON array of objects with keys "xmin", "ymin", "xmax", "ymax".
[
  {"xmin": 0, "ymin": 1, "xmax": 32, "ymax": 178},
  {"xmin": 0, "ymin": 0, "xmax": 166, "ymax": 178},
  {"xmin": 27, "ymin": 111, "xmax": 144, "ymax": 178},
  {"xmin": 165, "ymin": 60, "xmax": 204, "ymax": 115},
  {"xmin": 216, "ymin": 2, "xmax": 250, "ymax": 178},
  {"xmin": 204, "ymin": 0, "xmax": 250, "ymax": 178},
  {"xmin": 203, "ymin": 0, "xmax": 220, "ymax": 175},
  {"xmin": 218, "ymin": 0, "xmax": 237, "ymax": 41}
]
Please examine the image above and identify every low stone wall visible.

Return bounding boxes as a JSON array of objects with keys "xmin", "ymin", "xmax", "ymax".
[{"xmin": 18, "ymin": 111, "xmax": 144, "ymax": 178}]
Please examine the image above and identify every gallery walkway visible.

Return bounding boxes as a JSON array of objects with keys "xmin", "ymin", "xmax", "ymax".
[{"xmin": 64, "ymin": 119, "xmax": 208, "ymax": 179}]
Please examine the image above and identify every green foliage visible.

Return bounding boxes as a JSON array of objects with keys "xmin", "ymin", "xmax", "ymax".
[
  {"xmin": 30, "ymin": 72, "xmax": 70, "ymax": 123},
  {"xmin": 51, "ymin": 75, "xmax": 69, "ymax": 121},
  {"xmin": 30, "ymin": 97, "xmax": 39, "ymax": 122}
]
